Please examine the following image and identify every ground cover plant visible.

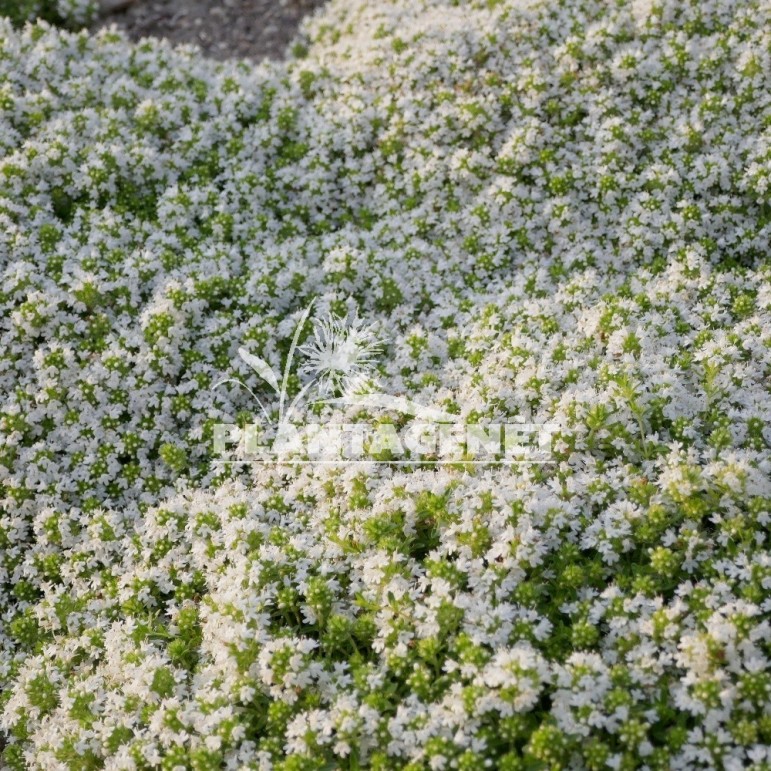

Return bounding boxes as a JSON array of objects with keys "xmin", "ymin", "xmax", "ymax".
[
  {"xmin": 0, "ymin": 0, "xmax": 770, "ymax": 768},
  {"xmin": 0, "ymin": 0, "xmax": 95, "ymax": 28}
]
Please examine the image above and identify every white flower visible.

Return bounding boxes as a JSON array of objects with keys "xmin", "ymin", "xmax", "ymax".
[{"xmin": 299, "ymin": 311, "xmax": 381, "ymax": 397}]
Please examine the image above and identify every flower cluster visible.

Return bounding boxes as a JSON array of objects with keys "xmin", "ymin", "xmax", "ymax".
[
  {"xmin": 0, "ymin": 0, "xmax": 96, "ymax": 28},
  {"xmin": 0, "ymin": 0, "xmax": 769, "ymax": 768}
]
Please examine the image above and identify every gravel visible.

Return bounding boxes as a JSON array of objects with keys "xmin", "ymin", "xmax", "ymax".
[{"xmin": 91, "ymin": 0, "xmax": 328, "ymax": 61}]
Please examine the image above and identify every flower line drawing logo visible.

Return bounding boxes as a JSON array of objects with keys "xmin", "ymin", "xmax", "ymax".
[
  {"xmin": 212, "ymin": 300, "xmax": 557, "ymax": 464},
  {"xmin": 213, "ymin": 300, "xmax": 385, "ymax": 429},
  {"xmin": 298, "ymin": 309, "xmax": 382, "ymax": 398}
]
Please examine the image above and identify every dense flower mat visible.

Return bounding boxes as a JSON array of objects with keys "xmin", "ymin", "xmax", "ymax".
[
  {"xmin": 0, "ymin": 0, "xmax": 95, "ymax": 28},
  {"xmin": 0, "ymin": 0, "xmax": 770, "ymax": 768}
]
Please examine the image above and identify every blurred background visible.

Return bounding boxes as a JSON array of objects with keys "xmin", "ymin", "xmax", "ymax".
[{"xmin": 94, "ymin": 0, "xmax": 327, "ymax": 60}]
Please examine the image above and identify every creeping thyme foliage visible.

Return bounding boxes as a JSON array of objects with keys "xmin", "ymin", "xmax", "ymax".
[
  {"xmin": 0, "ymin": 0, "xmax": 96, "ymax": 28},
  {"xmin": 0, "ymin": 0, "xmax": 770, "ymax": 768}
]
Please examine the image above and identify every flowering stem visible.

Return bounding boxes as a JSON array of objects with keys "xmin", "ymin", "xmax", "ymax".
[
  {"xmin": 212, "ymin": 377, "xmax": 271, "ymax": 423},
  {"xmin": 279, "ymin": 300, "xmax": 315, "ymax": 423}
]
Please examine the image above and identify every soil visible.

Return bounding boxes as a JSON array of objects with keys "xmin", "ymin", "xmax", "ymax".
[{"xmin": 91, "ymin": 0, "xmax": 328, "ymax": 62}]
